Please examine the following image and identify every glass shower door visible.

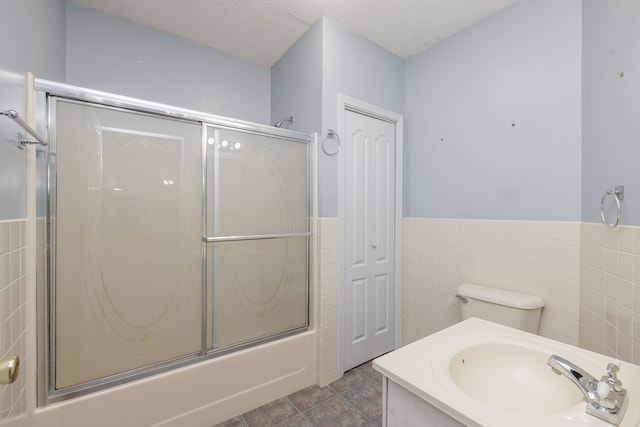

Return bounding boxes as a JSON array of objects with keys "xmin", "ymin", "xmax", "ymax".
[
  {"xmin": 205, "ymin": 125, "xmax": 310, "ymax": 350},
  {"xmin": 52, "ymin": 99, "xmax": 203, "ymax": 389}
]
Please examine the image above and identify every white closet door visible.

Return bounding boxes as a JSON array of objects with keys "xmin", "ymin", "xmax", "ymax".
[{"xmin": 343, "ymin": 109, "xmax": 396, "ymax": 371}]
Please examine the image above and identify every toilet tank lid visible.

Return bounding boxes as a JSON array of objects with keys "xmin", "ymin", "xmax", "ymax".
[{"xmin": 456, "ymin": 283, "xmax": 544, "ymax": 309}]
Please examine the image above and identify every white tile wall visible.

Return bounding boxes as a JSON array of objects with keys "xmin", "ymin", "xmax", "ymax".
[
  {"xmin": 13, "ymin": 215, "xmax": 633, "ymax": 418},
  {"xmin": 0, "ymin": 219, "xmax": 28, "ymax": 425},
  {"xmin": 580, "ymin": 223, "xmax": 640, "ymax": 365},
  {"xmin": 4, "ymin": 213, "xmax": 635, "ymax": 425},
  {"xmin": 402, "ymin": 218, "xmax": 581, "ymax": 346},
  {"xmin": 316, "ymin": 217, "xmax": 627, "ymax": 388},
  {"xmin": 316, "ymin": 218, "xmax": 339, "ymax": 387}
]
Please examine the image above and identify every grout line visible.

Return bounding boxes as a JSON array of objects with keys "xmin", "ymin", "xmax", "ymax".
[
  {"xmin": 337, "ymin": 393, "xmax": 374, "ymax": 424},
  {"xmin": 284, "ymin": 396, "xmax": 303, "ymax": 415}
]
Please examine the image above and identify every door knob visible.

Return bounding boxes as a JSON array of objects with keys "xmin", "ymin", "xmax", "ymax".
[
  {"xmin": 371, "ymin": 243, "xmax": 377, "ymax": 249},
  {"xmin": 0, "ymin": 356, "xmax": 19, "ymax": 384}
]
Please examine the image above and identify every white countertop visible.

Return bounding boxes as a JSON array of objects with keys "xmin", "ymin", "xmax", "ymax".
[{"xmin": 373, "ymin": 318, "xmax": 640, "ymax": 427}]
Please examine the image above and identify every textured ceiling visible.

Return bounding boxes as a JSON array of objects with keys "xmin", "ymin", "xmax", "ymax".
[{"xmin": 69, "ymin": 0, "xmax": 519, "ymax": 67}]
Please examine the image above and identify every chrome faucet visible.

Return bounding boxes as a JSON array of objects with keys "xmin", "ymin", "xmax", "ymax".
[{"xmin": 547, "ymin": 354, "xmax": 628, "ymax": 425}]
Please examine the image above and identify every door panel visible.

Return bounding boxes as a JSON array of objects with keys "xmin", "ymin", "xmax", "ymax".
[
  {"xmin": 351, "ymin": 278, "xmax": 367, "ymax": 343},
  {"xmin": 53, "ymin": 100, "xmax": 202, "ymax": 389},
  {"xmin": 351, "ymin": 130, "xmax": 367, "ymax": 268},
  {"xmin": 375, "ymin": 134, "xmax": 392, "ymax": 263},
  {"xmin": 343, "ymin": 109, "xmax": 396, "ymax": 371},
  {"xmin": 375, "ymin": 274, "xmax": 390, "ymax": 333}
]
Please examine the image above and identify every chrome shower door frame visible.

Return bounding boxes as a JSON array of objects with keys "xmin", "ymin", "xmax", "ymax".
[
  {"xmin": 202, "ymin": 123, "xmax": 312, "ymax": 351},
  {"xmin": 34, "ymin": 79, "xmax": 312, "ymax": 406}
]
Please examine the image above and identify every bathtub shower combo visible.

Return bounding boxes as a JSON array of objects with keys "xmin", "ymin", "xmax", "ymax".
[{"xmin": 33, "ymin": 80, "xmax": 312, "ymax": 404}]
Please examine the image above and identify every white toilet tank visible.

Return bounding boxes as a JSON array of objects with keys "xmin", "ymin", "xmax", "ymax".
[{"xmin": 456, "ymin": 283, "xmax": 544, "ymax": 334}]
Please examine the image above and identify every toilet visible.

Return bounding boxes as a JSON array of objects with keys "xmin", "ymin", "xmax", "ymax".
[{"xmin": 456, "ymin": 282, "xmax": 544, "ymax": 334}]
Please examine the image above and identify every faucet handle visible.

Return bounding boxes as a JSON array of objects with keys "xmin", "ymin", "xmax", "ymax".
[{"xmin": 604, "ymin": 360, "xmax": 623, "ymax": 393}]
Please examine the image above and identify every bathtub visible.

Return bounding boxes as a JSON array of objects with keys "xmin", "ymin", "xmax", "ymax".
[{"xmin": 32, "ymin": 331, "xmax": 316, "ymax": 427}]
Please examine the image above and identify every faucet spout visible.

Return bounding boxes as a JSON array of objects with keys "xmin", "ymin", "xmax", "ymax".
[
  {"xmin": 547, "ymin": 354, "xmax": 628, "ymax": 426},
  {"xmin": 547, "ymin": 354, "xmax": 597, "ymax": 400}
]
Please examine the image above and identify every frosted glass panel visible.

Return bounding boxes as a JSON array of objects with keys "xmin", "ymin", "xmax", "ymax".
[
  {"xmin": 54, "ymin": 101, "xmax": 202, "ymax": 389},
  {"xmin": 206, "ymin": 127, "xmax": 308, "ymax": 237},
  {"xmin": 208, "ymin": 237, "xmax": 308, "ymax": 348},
  {"xmin": 205, "ymin": 125, "xmax": 309, "ymax": 349}
]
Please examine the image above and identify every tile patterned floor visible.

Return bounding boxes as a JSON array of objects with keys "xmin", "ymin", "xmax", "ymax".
[{"xmin": 214, "ymin": 360, "xmax": 382, "ymax": 427}]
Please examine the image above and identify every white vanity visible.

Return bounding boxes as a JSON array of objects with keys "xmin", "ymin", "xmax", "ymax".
[{"xmin": 373, "ymin": 318, "xmax": 640, "ymax": 426}]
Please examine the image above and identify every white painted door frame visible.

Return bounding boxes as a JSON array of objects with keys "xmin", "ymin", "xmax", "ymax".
[{"xmin": 337, "ymin": 94, "xmax": 403, "ymax": 375}]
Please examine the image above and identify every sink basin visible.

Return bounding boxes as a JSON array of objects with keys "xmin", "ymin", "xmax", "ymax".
[
  {"xmin": 448, "ymin": 342, "xmax": 584, "ymax": 414},
  {"xmin": 374, "ymin": 318, "xmax": 640, "ymax": 426}
]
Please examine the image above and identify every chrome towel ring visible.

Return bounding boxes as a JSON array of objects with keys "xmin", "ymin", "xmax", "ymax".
[
  {"xmin": 600, "ymin": 186, "xmax": 624, "ymax": 228},
  {"xmin": 321, "ymin": 129, "xmax": 340, "ymax": 155}
]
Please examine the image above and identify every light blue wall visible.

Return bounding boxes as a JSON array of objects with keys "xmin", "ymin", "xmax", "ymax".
[
  {"xmin": 0, "ymin": 0, "xmax": 66, "ymax": 220},
  {"xmin": 272, "ymin": 17, "xmax": 405, "ymax": 217},
  {"xmin": 3, "ymin": 1, "xmax": 600, "ymax": 224},
  {"xmin": 66, "ymin": 3, "xmax": 271, "ymax": 124},
  {"xmin": 65, "ymin": 7, "xmax": 407, "ymax": 218},
  {"xmin": 404, "ymin": 0, "xmax": 582, "ymax": 221},
  {"xmin": 271, "ymin": 21, "xmax": 323, "ymax": 135},
  {"xmin": 320, "ymin": 18, "xmax": 405, "ymax": 217},
  {"xmin": 582, "ymin": 0, "xmax": 640, "ymax": 225}
]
